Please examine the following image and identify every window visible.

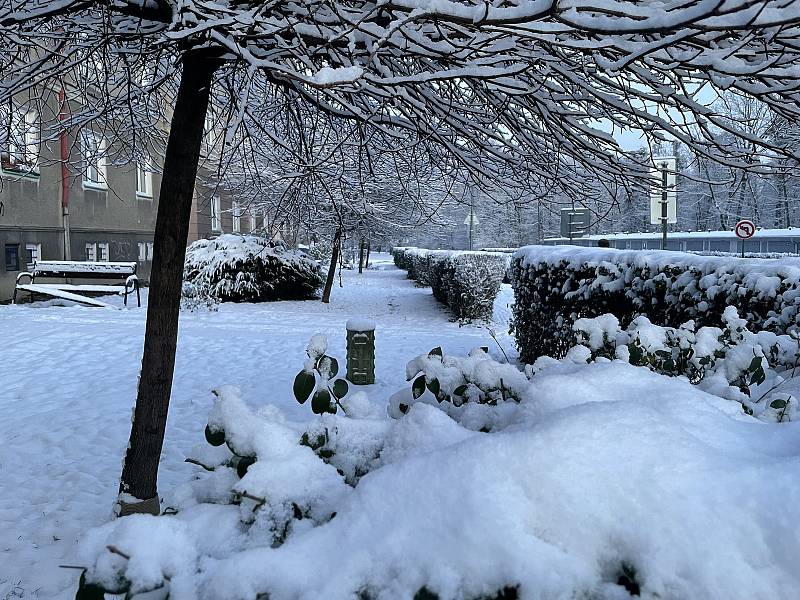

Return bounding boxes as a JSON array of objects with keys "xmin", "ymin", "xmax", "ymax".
[
  {"xmin": 97, "ymin": 242, "xmax": 109, "ymax": 262},
  {"xmin": 85, "ymin": 243, "xmax": 96, "ymax": 262},
  {"xmin": 25, "ymin": 243, "xmax": 41, "ymax": 269},
  {"xmin": 2, "ymin": 105, "xmax": 38, "ymax": 173},
  {"xmin": 4, "ymin": 244, "xmax": 19, "ymax": 271},
  {"xmin": 138, "ymin": 242, "xmax": 147, "ymax": 261},
  {"xmin": 83, "ymin": 132, "xmax": 107, "ymax": 187},
  {"xmin": 146, "ymin": 242, "xmax": 153, "ymax": 260},
  {"xmin": 211, "ymin": 196, "xmax": 221, "ymax": 232},
  {"xmin": 232, "ymin": 201, "xmax": 241, "ymax": 233},
  {"xmin": 136, "ymin": 159, "xmax": 153, "ymax": 197}
]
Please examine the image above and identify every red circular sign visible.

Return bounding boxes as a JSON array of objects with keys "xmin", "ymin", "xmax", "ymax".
[{"xmin": 734, "ymin": 220, "xmax": 756, "ymax": 239}]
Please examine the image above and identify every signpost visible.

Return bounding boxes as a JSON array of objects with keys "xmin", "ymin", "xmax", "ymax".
[
  {"xmin": 560, "ymin": 207, "xmax": 591, "ymax": 241},
  {"xmin": 734, "ymin": 219, "xmax": 756, "ymax": 257},
  {"xmin": 649, "ymin": 157, "xmax": 677, "ymax": 250},
  {"xmin": 464, "ymin": 208, "xmax": 479, "ymax": 250}
]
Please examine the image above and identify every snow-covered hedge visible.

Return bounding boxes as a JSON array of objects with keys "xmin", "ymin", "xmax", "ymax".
[
  {"xmin": 511, "ymin": 245, "xmax": 800, "ymax": 362},
  {"xmin": 391, "ymin": 247, "xmax": 508, "ymax": 321},
  {"xmin": 77, "ymin": 344, "xmax": 800, "ymax": 599},
  {"xmin": 183, "ymin": 235, "xmax": 323, "ymax": 303}
]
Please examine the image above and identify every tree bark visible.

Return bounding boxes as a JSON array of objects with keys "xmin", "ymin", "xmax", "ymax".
[
  {"xmin": 118, "ymin": 51, "xmax": 220, "ymax": 512},
  {"xmin": 321, "ymin": 228, "xmax": 341, "ymax": 303},
  {"xmin": 358, "ymin": 238, "xmax": 365, "ymax": 274},
  {"xmin": 365, "ymin": 240, "xmax": 371, "ymax": 268}
]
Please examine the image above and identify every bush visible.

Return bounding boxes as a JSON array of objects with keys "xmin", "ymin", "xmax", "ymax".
[
  {"xmin": 511, "ymin": 245, "xmax": 800, "ymax": 363},
  {"xmin": 183, "ymin": 234, "xmax": 323, "ymax": 303},
  {"xmin": 392, "ymin": 247, "xmax": 508, "ymax": 321}
]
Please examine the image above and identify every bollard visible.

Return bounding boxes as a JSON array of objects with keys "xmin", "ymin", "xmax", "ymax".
[{"xmin": 346, "ymin": 318, "xmax": 376, "ymax": 384}]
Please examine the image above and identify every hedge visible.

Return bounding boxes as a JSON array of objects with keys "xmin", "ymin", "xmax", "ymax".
[
  {"xmin": 391, "ymin": 247, "xmax": 508, "ymax": 321},
  {"xmin": 510, "ymin": 245, "xmax": 800, "ymax": 363}
]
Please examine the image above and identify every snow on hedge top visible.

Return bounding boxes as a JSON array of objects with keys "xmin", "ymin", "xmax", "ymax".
[{"xmin": 515, "ymin": 244, "xmax": 800, "ymax": 284}]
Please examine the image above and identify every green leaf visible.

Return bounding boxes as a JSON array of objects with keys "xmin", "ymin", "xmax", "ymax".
[
  {"xmin": 662, "ymin": 358, "xmax": 675, "ymax": 372},
  {"xmin": 428, "ymin": 347, "xmax": 443, "ymax": 358},
  {"xmin": 332, "ymin": 378, "xmax": 349, "ymax": 399},
  {"xmin": 312, "ymin": 389, "xmax": 332, "ymax": 414},
  {"xmin": 204, "ymin": 424, "xmax": 226, "ymax": 447},
  {"xmin": 748, "ymin": 356, "xmax": 763, "ymax": 372},
  {"xmin": 412, "ymin": 375, "xmax": 426, "ymax": 399},
  {"xmin": 453, "ymin": 384, "xmax": 468, "ymax": 397},
  {"xmin": 75, "ymin": 572, "xmax": 107, "ymax": 600},
  {"xmin": 293, "ymin": 371, "xmax": 316, "ymax": 404},
  {"xmin": 328, "ymin": 357, "xmax": 339, "ymax": 378},
  {"xmin": 770, "ymin": 399, "xmax": 788, "ymax": 410},
  {"xmin": 426, "ymin": 378, "xmax": 440, "ymax": 396},
  {"xmin": 750, "ymin": 366, "xmax": 766, "ymax": 386},
  {"xmin": 318, "ymin": 448, "xmax": 335, "ymax": 459},
  {"xmin": 399, "ymin": 403, "xmax": 409, "ymax": 414},
  {"xmin": 236, "ymin": 456, "xmax": 256, "ymax": 478},
  {"xmin": 480, "ymin": 346, "xmax": 489, "ymax": 353}
]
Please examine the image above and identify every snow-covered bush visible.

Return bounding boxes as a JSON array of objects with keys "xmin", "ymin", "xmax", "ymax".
[
  {"xmin": 511, "ymin": 245, "xmax": 800, "ymax": 362},
  {"xmin": 76, "ymin": 361, "xmax": 800, "ymax": 599},
  {"xmin": 393, "ymin": 346, "xmax": 530, "ymax": 432},
  {"xmin": 183, "ymin": 235, "xmax": 323, "ymax": 303},
  {"xmin": 563, "ymin": 308, "xmax": 799, "ymax": 422},
  {"xmin": 392, "ymin": 247, "xmax": 508, "ymax": 321}
]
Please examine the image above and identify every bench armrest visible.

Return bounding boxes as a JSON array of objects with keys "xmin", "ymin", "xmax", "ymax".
[
  {"xmin": 125, "ymin": 275, "xmax": 139, "ymax": 290},
  {"xmin": 15, "ymin": 272, "xmax": 33, "ymax": 285}
]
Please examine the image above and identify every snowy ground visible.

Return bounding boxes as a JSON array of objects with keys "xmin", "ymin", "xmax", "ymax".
[{"xmin": 0, "ymin": 254, "xmax": 514, "ymax": 599}]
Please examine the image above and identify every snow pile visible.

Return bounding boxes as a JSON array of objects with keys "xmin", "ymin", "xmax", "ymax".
[
  {"xmin": 183, "ymin": 235, "xmax": 322, "ymax": 303},
  {"xmin": 511, "ymin": 244, "xmax": 800, "ymax": 362},
  {"xmin": 76, "ymin": 359, "xmax": 800, "ymax": 599},
  {"xmin": 392, "ymin": 247, "xmax": 509, "ymax": 321}
]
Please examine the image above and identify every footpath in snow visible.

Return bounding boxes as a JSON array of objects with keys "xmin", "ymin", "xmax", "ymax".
[{"xmin": 0, "ymin": 255, "xmax": 514, "ymax": 599}]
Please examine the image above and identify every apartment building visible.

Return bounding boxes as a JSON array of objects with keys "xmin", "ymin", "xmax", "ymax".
[{"xmin": 0, "ymin": 92, "xmax": 241, "ymax": 302}]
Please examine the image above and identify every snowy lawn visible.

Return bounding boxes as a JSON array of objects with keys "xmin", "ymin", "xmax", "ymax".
[{"xmin": 0, "ymin": 255, "xmax": 514, "ymax": 599}]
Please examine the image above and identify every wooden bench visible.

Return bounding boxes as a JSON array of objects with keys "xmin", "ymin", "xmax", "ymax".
[{"xmin": 13, "ymin": 260, "xmax": 141, "ymax": 307}]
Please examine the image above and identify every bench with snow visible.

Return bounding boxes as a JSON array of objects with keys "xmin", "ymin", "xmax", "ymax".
[{"xmin": 13, "ymin": 260, "xmax": 141, "ymax": 308}]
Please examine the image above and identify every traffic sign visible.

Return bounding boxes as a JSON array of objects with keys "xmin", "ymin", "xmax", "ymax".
[
  {"xmin": 649, "ymin": 157, "xmax": 677, "ymax": 225},
  {"xmin": 560, "ymin": 208, "xmax": 591, "ymax": 239},
  {"xmin": 735, "ymin": 220, "xmax": 756, "ymax": 239}
]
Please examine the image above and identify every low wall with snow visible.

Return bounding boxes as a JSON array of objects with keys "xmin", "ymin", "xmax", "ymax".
[
  {"xmin": 391, "ymin": 247, "xmax": 509, "ymax": 321},
  {"xmin": 511, "ymin": 245, "xmax": 800, "ymax": 363}
]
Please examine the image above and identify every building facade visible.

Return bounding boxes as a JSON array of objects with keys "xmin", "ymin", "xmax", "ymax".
[{"xmin": 0, "ymin": 103, "xmax": 162, "ymax": 302}]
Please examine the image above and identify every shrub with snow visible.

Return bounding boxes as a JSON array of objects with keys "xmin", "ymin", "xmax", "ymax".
[
  {"xmin": 183, "ymin": 235, "xmax": 323, "ymax": 303},
  {"xmin": 511, "ymin": 245, "xmax": 800, "ymax": 362},
  {"xmin": 564, "ymin": 308, "xmax": 799, "ymax": 422},
  {"xmin": 392, "ymin": 247, "xmax": 508, "ymax": 321},
  {"xmin": 76, "ymin": 355, "xmax": 800, "ymax": 599}
]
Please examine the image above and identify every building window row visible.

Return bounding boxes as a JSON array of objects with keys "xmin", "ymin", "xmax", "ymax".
[
  {"xmin": 138, "ymin": 242, "xmax": 154, "ymax": 261},
  {"xmin": 84, "ymin": 242, "xmax": 109, "ymax": 262}
]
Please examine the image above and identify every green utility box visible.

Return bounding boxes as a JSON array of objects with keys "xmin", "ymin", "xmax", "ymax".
[{"xmin": 346, "ymin": 319, "xmax": 376, "ymax": 385}]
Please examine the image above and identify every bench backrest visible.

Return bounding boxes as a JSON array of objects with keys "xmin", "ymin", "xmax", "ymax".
[{"xmin": 32, "ymin": 260, "xmax": 137, "ymax": 280}]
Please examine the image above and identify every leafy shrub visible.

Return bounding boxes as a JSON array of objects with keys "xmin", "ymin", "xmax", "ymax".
[
  {"xmin": 293, "ymin": 334, "xmax": 350, "ymax": 414},
  {"xmin": 562, "ymin": 307, "xmax": 799, "ymax": 422},
  {"xmin": 511, "ymin": 245, "xmax": 800, "ymax": 363},
  {"xmin": 183, "ymin": 234, "xmax": 323, "ymax": 303}
]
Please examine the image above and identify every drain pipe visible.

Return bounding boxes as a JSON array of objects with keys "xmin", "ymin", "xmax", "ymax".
[{"xmin": 59, "ymin": 86, "xmax": 71, "ymax": 260}]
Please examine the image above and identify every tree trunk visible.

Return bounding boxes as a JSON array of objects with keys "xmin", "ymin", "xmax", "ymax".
[
  {"xmin": 365, "ymin": 240, "xmax": 371, "ymax": 268},
  {"xmin": 358, "ymin": 238, "xmax": 365, "ymax": 274},
  {"xmin": 321, "ymin": 228, "xmax": 341, "ymax": 303},
  {"xmin": 117, "ymin": 51, "xmax": 220, "ymax": 514}
]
